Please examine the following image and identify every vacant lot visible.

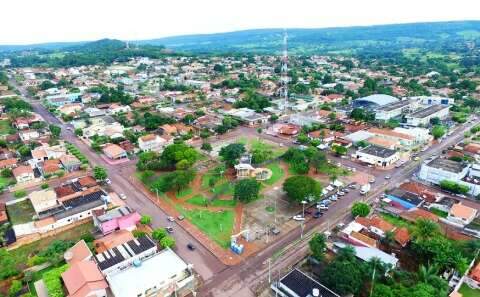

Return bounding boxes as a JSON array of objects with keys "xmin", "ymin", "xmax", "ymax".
[
  {"xmin": 6, "ymin": 199, "xmax": 36, "ymax": 225},
  {"xmin": 9, "ymin": 222, "xmax": 93, "ymax": 270}
]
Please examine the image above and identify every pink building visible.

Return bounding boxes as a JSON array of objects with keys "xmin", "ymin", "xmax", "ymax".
[{"xmin": 93, "ymin": 206, "xmax": 141, "ymax": 235}]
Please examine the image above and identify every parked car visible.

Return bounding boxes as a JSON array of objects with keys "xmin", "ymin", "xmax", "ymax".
[
  {"xmin": 119, "ymin": 193, "xmax": 127, "ymax": 200},
  {"xmin": 337, "ymin": 191, "xmax": 345, "ymax": 196},
  {"xmin": 313, "ymin": 211, "xmax": 322, "ymax": 219},
  {"xmin": 369, "ymin": 178, "xmax": 376, "ymax": 183},
  {"xmin": 343, "ymin": 188, "xmax": 350, "ymax": 193},
  {"xmin": 165, "ymin": 226, "xmax": 174, "ymax": 233},
  {"xmin": 317, "ymin": 204, "xmax": 329, "ymax": 210},
  {"xmin": 167, "ymin": 216, "xmax": 175, "ymax": 222},
  {"xmin": 105, "ymin": 178, "xmax": 112, "ymax": 185},
  {"xmin": 293, "ymin": 215, "xmax": 306, "ymax": 221},
  {"xmin": 385, "ymin": 175, "xmax": 391, "ymax": 180},
  {"xmin": 177, "ymin": 215, "xmax": 185, "ymax": 221},
  {"xmin": 330, "ymin": 196, "xmax": 338, "ymax": 201},
  {"xmin": 187, "ymin": 243, "xmax": 196, "ymax": 251}
]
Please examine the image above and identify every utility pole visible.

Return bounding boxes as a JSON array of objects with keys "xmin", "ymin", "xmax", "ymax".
[
  {"xmin": 268, "ymin": 258, "xmax": 272, "ymax": 283},
  {"xmin": 281, "ymin": 29, "xmax": 288, "ymax": 113}
]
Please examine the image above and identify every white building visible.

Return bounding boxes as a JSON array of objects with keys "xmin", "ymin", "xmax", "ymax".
[
  {"xmin": 393, "ymin": 127, "xmax": 433, "ymax": 145},
  {"xmin": 447, "ymin": 203, "xmax": 478, "ymax": 226},
  {"xmin": 405, "ymin": 104, "xmax": 450, "ymax": 126},
  {"xmin": 375, "ymin": 100, "xmax": 413, "ymax": 121},
  {"xmin": 354, "ymin": 145, "xmax": 400, "ymax": 167},
  {"xmin": 138, "ymin": 134, "xmax": 166, "ymax": 152},
  {"xmin": 419, "ymin": 158, "xmax": 469, "ymax": 185},
  {"xmin": 106, "ymin": 248, "xmax": 195, "ymax": 297}
]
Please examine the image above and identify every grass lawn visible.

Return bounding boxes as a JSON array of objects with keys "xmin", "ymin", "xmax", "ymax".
[
  {"xmin": 430, "ymin": 207, "xmax": 448, "ymax": 218},
  {"xmin": 317, "ymin": 164, "xmax": 349, "ymax": 176},
  {"xmin": 380, "ymin": 213, "xmax": 415, "ymax": 231},
  {"xmin": 9, "ymin": 222, "xmax": 93, "ymax": 270},
  {"xmin": 250, "ymin": 139, "xmax": 287, "ymax": 159},
  {"xmin": 186, "ymin": 195, "xmax": 237, "ymax": 207},
  {"xmin": 0, "ymin": 176, "xmax": 12, "ymax": 188},
  {"xmin": 0, "ymin": 120, "xmax": 13, "ymax": 135},
  {"xmin": 176, "ymin": 188, "xmax": 193, "ymax": 198},
  {"xmin": 211, "ymin": 181, "xmax": 234, "ymax": 196},
  {"xmin": 459, "ymin": 284, "xmax": 480, "ymax": 297},
  {"xmin": 264, "ymin": 162, "xmax": 285, "ymax": 185},
  {"xmin": 6, "ymin": 199, "xmax": 36, "ymax": 225},
  {"xmin": 176, "ymin": 207, "xmax": 234, "ymax": 248}
]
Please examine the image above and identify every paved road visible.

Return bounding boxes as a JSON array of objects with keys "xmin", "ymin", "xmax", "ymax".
[
  {"xmin": 9, "ymin": 80, "xmax": 226, "ymax": 282},
  {"xmin": 199, "ymin": 119, "xmax": 478, "ymax": 296}
]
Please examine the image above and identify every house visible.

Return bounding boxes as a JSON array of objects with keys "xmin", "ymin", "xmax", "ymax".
[
  {"xmin": 29, "ymin": 190, "xmax": 59, "ymax": 214},
  {"xmin": 0, "ymin": 158, "xmax": 17, "ymax": 169},
  {"xmin": 19, "ymin": 130, "xmax": 40, "ymax": 142},
  {"xmin": 94, "ymin": 235, "xmax": 157, "ymax": 276},
  {"xmin": 447, "ymin": 203, "xmax": 478, "ymax": 226},
  {"xmin": 226, "ymin": 108, "xmax": 269, "ymax": 126},
  {"xmin": 102, "ymin": 144, "xmax": 127, "ymax": 160},
  {"xmin": 385, "ymin": 188, "xmax": 425, "ymax": 210},
  {"xmin": 333, "ymin": 242, "xmax": 399, "ymax": 268},
  {"xmin": 58, "ymin": 103, "xmax": 83, "ymax": 116},
  {"xmin": 234, "ymin": 163, "xmax": 272, "ymax": 181},
  {"xmin": 93, "ymin": 230, "xmax": 135, "ymax": 253},
  {"xmin": 271, "ymin": 268, "xmax": 340, "ymax": 297},
  {"xmin": 64, "ymin": 240, "xmax": 92, "ymax": 264},
  {"xmin": 0, "ymin": 203, "xmax": 8, "ymax": 225},
  {"xmin": 60, "ymin": 155, "xmax": 82, "ymax": 172},
  {"xmin": 93, "ymin": 206, "xmax": 141, "ymax": 235},
  {"xmin": 399, "ymin": 181, "xmax": 442, "ymax": 203},
  {"xmin": 12, "ymin": 165, "xmax": 35, "ymax": 183},
  {"xmin": 138, "ymin": 134, "xmax": 166, "ymax": 152},
  {"xmin": 46, "ymin": 93, "xmax": 81, "ymax": 107},
  {"xmin": 354, "ymin": 144, "xmax": 400, "ymax": 167},
  {"xmin": 39, "ymin": 159, "xmax": 61, "ymax": 175},
  {"xmin": 355, "ymin": 216, "xmax": 395, "ymax": 238},
  {"xmin": 108, "ymin": 104, "xmax": 131, "ymax": 115},
  {"xmin": 84, "ymin": 108, "xmax": 106, "ymax": 118},
  {"xmin": 159, "ymin": 124, "xmax": 177, "ymax": 135},
  {"xmin": 106, "ymin": 248, "xmax": 195, "ymax": 297},
  {"xmin": 367, "ymin": 128, "xmax": 415, "ymax": 149},
  {"xmin": 277, "ymin": 124, "xmax": 300, "ymax": 136},
  {"xmin": 464, "ymin": 262, "xmax": 480, "ymax": 289},
  {"xmin": 62, "ymin": 261, "xmax": 108, "ymax": 297}
]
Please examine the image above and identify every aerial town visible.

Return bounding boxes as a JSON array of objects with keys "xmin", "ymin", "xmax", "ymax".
[{"xmin": 0, "ymin": 18, "xmax": 480, "ymax": 297}]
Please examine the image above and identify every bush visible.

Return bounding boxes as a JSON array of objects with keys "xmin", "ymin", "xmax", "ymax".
[
  {"xmin": 43, "ymin": 265, "xmax": 69, "ymax": 297},
  {"xmin": 440, "ymin": 180, "xmax": 469, "ymax": 194},
  {"xmin": 41, "ymin": 183, "xmax": 49, "ymax": 189},
  {"xmin": 152, "ymin": 228, "xmax": 167, "ymax": 241},
  {"xmin": 14, "ymin": 190, "xmax": 27, "ymax": 198},
  {"xmin": 351, "ymin": 202, "xmax": 370, "ymax": 217},
  {"xmin": 1, "ymin": 168, "xmax": 12, "ymax": 178},
  {"xmin": 8, "ymin": 280, "xmax": 22, "ymax": 297},
  {"xmin": 133, "ymin": 230, "xmax": 146, "ymax": 238},
  {"xmin": 140, "ymin": 215, "xmax": 152, "ymax": 225},
  {"xmin": 160, "ymin": 236, "xmax": 176, "ymax": 249},
  {"xmin": 27, "ymin": 255, "xmax": 47, "ymax": 267},
  {"xmin": 234, "ymin": 179, "xmax": 260, "ymax": 203}
]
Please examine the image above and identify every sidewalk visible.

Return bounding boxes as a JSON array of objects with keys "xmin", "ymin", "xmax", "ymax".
[{"xmin": 128, "ymin": 175, "xmax": 245, "ymax": 266}]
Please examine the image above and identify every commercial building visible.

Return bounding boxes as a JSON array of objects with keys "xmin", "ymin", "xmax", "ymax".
[
  {"xmin": 353, "ymin": 94, "xmax": 399, "ymax": 109},
  {"xmin": 271, "ymin": 268, "xmax": 340, "ymax": 297},
  {"xmin": 354, "ymin": 144, "xmax": 400, "ymax": 167},
  {"xmin": 405, "ymin": 104, "xmax": 450, "ymax": 126},
  {"xmin": 106, "ymin": 248, "xmax": 195, "ymax": 297},
  {"xmin": 375, "ymin": 99, "xmax": 412, "ymax": 121},
  {"xmin": 418, "ymin": 158, "xmax": 469, "ymax": 185},
  {"xmin": 138, "ymin": 134, "xmax": 167, "ymax": 152}
]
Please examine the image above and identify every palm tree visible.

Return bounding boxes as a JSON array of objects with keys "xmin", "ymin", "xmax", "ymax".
[
  {"xmin": 382, "ymin": 230, "xmax": 395, "ymax": 247},
  {"xmin": 417, "ymin": 264, "xmax": 439, "ymax": 284},
  {"xmin": 413, "ymin": 218, "xmax": 440, "ymax": 241}
]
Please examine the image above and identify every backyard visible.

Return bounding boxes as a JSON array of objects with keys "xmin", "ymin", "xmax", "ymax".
[
  {"xmin": 9, "ymin": 222, "xmax": 93, "ymax": 270},
  {"xmin": 0, "ymin": 120, "xmax": 14, "ymax": 135},
  {"xmin": 6, "ymin": 199, "xmax": 36, "ymax": 225},
  {"xmin": 459, "ymin": 284, "xmax": 480, "ymax": 297}
]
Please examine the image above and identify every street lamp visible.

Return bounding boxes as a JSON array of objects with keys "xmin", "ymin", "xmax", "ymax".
[{"xmin": 301, "ymin": 200, "xmax": 307, "ymax": 218}]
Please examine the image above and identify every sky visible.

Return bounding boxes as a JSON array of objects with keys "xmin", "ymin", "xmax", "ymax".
[{"xmin": 1, "ymin": 0, "xmax": 479, "ymax": 45}]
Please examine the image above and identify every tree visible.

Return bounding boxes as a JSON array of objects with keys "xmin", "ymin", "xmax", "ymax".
[
  {"xmin": 8, "ymin": 280, "xmax": 22, "ymax": 297},
  {"xmin": 160, "ymin": 236, "xmax": 176, "ymax": 249},
  {"xmin": 234, "ymin": 179, "xmax": 260, "ymax": 203},
  {"xmin": 150, "ymin": 170, "xmax": 196, "ymax": 194},
  {"xmin": 74, "ymin": 128, "xmax": 83, "ymax": 136},
  {"xmin": 201, "ymin": 142, "xmax": 212, "ymax": 152},
  {"xmin": 431, "ymin": 125, "xmax": 446, "ymax": 140},
  {"xmin": 49, "ymin": 124, "xmax": 61, "ymax": 138},
  {"xmin": 18, "ymin": 145, "xmax": 31, "ymax": 157},
  {"xmin": 351, "ymin": 202, "xmax": 370, "ymax": 217},
  {"xmin": 283, "ymin": 176, "xmax": 322, "ymax": 203},
  {"xmin": 93, "ymin": 166, "xmax": 108, "ymax": 181},
  {"xmin": 152, "ymin": 228, "xmax": 167, "ymax": 241},
  {"xmin": 332, "ymin": 144, "xmax": 348, "ymax": 156},
  {"xmin": 413, "ymin": 219, "xmax": 440, "ymax": 241},
  {"xmin": 439, "ymin": 180, "xmax": 469, "ymax": 194},
  {"xmin": 1, "ymin": 168, "xmax": 12, "ymax": 178},
  {"xmin": 309, "ymin": 233, "xmax": 327, "ymax": 261},
  {"xmin": 219, "ymin": 143, "xmax": 246, "ymax": 167},
  {"xmin": 140, "ymin": 215, "xmax": 152, "ymax": 225},
  {"xmin": 310, "ymin": 151, "xmax": 327, "ymax": 173},
  {"xmin": 321, "ymin": 246, "xmax": 364, "ymax": 296},
  {"xmin": 0, "ymin": 248, "xmax": 18, "ymax": 280},
  {"xmin": 371, "ymin": 284, "xmax": 394, "ymax": 297},
  {"xmin": 159, "ymin": 143, "xmax": 199, "ymax": 170}
]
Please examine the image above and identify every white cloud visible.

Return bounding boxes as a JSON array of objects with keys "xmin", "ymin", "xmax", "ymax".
[{"xmin": 1, "ymin": 0, "xmax": 479, "ymax": 44}]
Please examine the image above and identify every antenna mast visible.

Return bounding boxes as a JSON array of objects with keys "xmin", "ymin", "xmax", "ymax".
[{"xmin": 281, "ymin": 29, "xmax": 288, "ymax": 112}]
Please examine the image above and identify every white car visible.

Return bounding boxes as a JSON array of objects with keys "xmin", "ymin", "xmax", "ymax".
[
  {"xmin": 369, "ymin": 178, "xmax": 376, "ymax": 183},
  {"xmin": 119, "ymin": 193, "xmax": 127, "ymax": 200},
  {"xmin": 292, "ymin": 215, "xmax": 306, "ymax": 221},
  {"xmin": 105, "ymin": 178, "xmax": 112, "ymax": 185},
  {"xmin": 337, "ymin": 191, "xmax": 345, "ymax": 196},
  {"xmin": 167, "ymin": 216, "xmax": 175, "ymax": 222},
  {"xmin": 317, "ymin": 204, "xmax": 329, "ymax": 210}
]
